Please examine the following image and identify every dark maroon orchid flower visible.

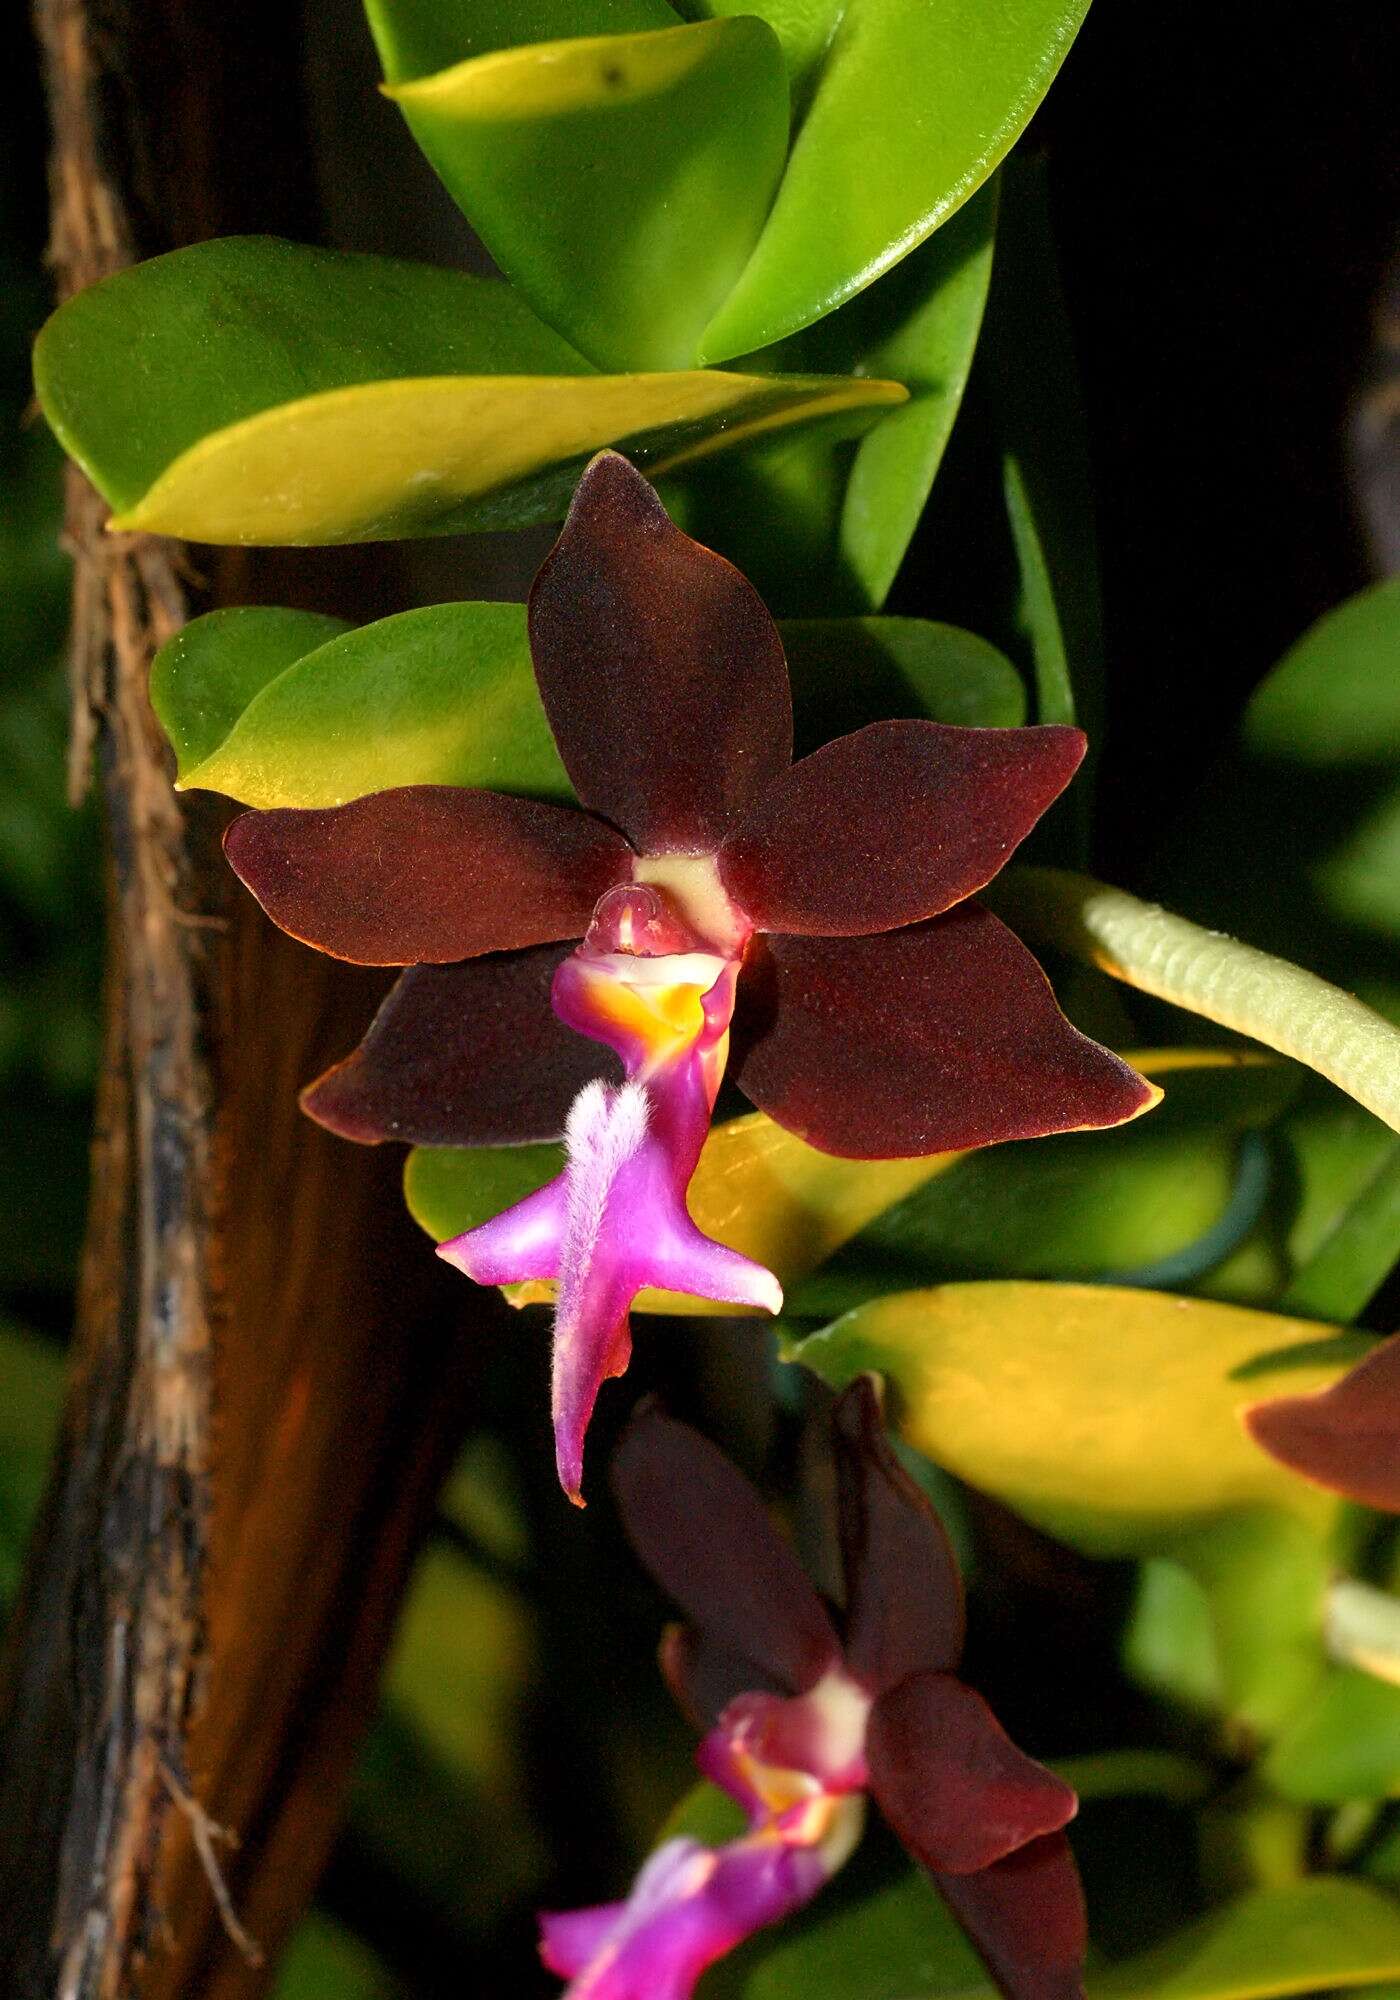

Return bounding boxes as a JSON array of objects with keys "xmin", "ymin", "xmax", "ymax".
[
  {"xmin": 1245, "ymin": 1335, "xmax": 1400, "ymax": 1510},
  {"xmin": 537, "ymin": 1376, "xmax": 1086, "ymax": 2000},
  {"xmin": 224, "ymin": 451, "xmax": 1155, "ymax": 1497}
]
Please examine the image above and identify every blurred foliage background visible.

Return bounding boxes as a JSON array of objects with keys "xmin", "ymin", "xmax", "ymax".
[{"xmin": 1, "ymin": 2, "xmax": 1398, "ymax": 1996}]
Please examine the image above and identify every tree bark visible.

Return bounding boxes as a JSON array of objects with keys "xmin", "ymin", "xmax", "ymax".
[{"xmin": 0, "ymin": 4, "xmax": 478, "ymax": 1994}]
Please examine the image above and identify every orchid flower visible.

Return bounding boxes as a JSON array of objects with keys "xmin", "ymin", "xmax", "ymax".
[
  {"xmin": 224, "ymin": 451, "xmax": 1155, "ymax": 1497},
  {"xmin": 539, "ymin": 1376, "xmax": 1086, "ymax": 2000}
]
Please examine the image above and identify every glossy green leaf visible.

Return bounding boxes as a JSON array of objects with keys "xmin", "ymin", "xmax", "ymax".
[
  {"xmin": 158, "ymin": 603, "xmax": 1022, "ymax": 808},
  {"xmin": 989, "ymin": 868, "xmax": 1400, "ymax": 1137},
  {"xmin": 697, "ymin": 0, "xmax": 1091, "ymax": 360},
  {"xmin": 790, "ymin": 1283, "xmax": 1369, "ymax": 1557},
  {"xmin": 34, "ymin": 235, "xmax": 903, "ymax": 545},
  {"xmin": 405, "ymin": 1110, "xmax": 960, "ymax": 1316},
  {"xmin": 383, "ymin": 20, "xmax": 788, "ymax": 372},
  {"xmin": 672, "ymin": 185, "xmax": 996, "ymax": 613},
  {"xmin": 1266, "ymin": 1668, "xmax": 1400, "ymax": 1805},
  {"xmin": 1091, "ymin": 1879, "xmax": 1400, "ymax": 1999},
  {"xmin": 795, "ymin": 1051, "xmax": 1295, "ymax": 1316},
  {"xmin": 167, "ymin": 605, "xmax": 568, "ymax": 807},
  {"xmin": 150, "ymin": 608, "xmax": 351, "ymax": 779}
]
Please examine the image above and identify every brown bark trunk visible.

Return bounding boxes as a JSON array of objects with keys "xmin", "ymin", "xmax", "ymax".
[{"xmin": 0, "ymin": 4, "xmax": 478, "ymax": 1994}]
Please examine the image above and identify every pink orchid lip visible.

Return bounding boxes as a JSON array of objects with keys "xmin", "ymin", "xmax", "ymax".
[{"xmin": 440, "ymin": 874, "xmax": 780, "ymax": 1502}]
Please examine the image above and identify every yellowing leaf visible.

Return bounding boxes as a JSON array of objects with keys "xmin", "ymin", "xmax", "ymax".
[
  {"xmin": 791, "ymin": 1282, "xmax": 1371, "ymax": 1556},
  {"xmin": 113, "ymin": 368, "xmax": 904, "ymax": 545}
]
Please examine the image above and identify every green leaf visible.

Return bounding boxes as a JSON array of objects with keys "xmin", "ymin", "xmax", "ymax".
[
  {"xmin": 986, "ymin": 160, "xmax": 1104, "ymax": 743},
  {"xmin": 1091, "ymin": 1879, "xmax": 1400, "ymax": 1999},
  {"xmin": 405, "ymin": 1110, "xmax": 960, "ymax": 1315},
  {"xmin": 742, "ymin": 1867, "xmax": 992, "ymax": 2000},
  {"xmin": 1151, "ymin": 579, "xmax": 1400, "ymax": 1020},
  {"xmin": 988, "ymin": 868, "xmax": 1400, "ymax": 1138},
  {"xmin": 382, "ymin": 20, "xmax": 788, "ymax": 372},
  {"xmin": 150, "ymin": 608, "xmax": 351, "ymax": 779},
  {"xmin": 160, "ymin": 603, "xmax": 1021, "ymax": 808},
  {"xmin": 672, "ymin": 185, "xmax": 996, "ymax": 613},
  {"xmin": 790, "ymin": 1283, "xmax": 1368, "ymax": 1558},
  {"xmin": 1004, "ymin": 452, "xmax": 1074, "ymax": 727},
  {"xmin": 34, "ymin": 235, "xmax": 903, "ymax": 545},
  {"xmin": 795, "ymin": 1051, "xmax": 1295, "ymax": 1316},
  {"xmin": 271, "ymin": 1913, "xmax": 402, "ymax": 2000},
  {"xmin": 1246, "ymin": 579, "xmax": 1400, "ymax": 768},
  {"xmin": 169, "ymin": 605, "xmax": 568, "ymax": 808},
  {"xmin": 696, "ymin": 0, "xmax": 1091, "ymax": 361},
  {"xmin": 1266, "ymin": 1668, "xmax": 1400, "ymax": 1805}
]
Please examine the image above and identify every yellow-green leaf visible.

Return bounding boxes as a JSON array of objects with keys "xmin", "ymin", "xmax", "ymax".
[
  {"xmin": 33, "ymin": 234, "xmax": 903, "ymax": 546},
  {"xmin": 790, "ymin": 1282, "xmax": 1370, "ymax": 1557}
]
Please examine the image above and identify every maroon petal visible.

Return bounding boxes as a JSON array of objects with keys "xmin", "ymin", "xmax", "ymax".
[
  {"xmin": 934, "ymin": 1834, "xmax": 1088, "ymax": 2000},
  {"xmin": 731, "ymin": 906, "xmax": 1157, "ymax": 1158},
  {"xmin": 301, "ymin": 944, "xmax": 619, "ymax": 1146},
  {"xmin": 659, "ymin": 1623, "xmax": 785, "ymax": 1732},
  {"xmin": 527, "ymin": 452, "xmax": 792, "ymax": 853},
  {"xmin": 719, "ymin": 721, "xmax": 1085, "ymax": 936},
  {"xmin": 611, "ymin": 1402, "xmax": 840, "ymax": 1696},
  {"xmin": 225, "ymin": 786, "xmax": 631, "ymax": 965},
  {"xmin": 868, "ymin": 1670, "xmax": 1077, "ymax": 1877},
  {"xmin": 1244, "ymin": 1336, "xmax": 1400, "ymax": 1510},
  {"xmin": 832, "ymin": 1377, "xmax": 965, "ymax": 1688}
]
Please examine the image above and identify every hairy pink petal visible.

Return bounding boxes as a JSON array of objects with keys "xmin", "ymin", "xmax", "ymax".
[
  {"xmin": 300, "ymin": 946, "xmax": 618, "ymax": 1147},
  {"xmin": 832, "ymin": 1377, "xmax": 965, "ymax": 1688},
  {"xmin": 719, "ymin": 721, "xmax": 1085, "ymax": 936},
  {"xmin": 933, "ymin": 1833, "xmax": 1088, "ymax": 2000},
  {"xmin": 225, "ymin": 786, "xmax": 631, "ymax": 964},
  {"xmin": 540, "ymin": 1835, "xmax": 827, "ymax": 2000},
  {"xmin": 1244, "ymin": 1336, "xmax": 1400, "ymax": 1510},
  {"xmin": 732, "ymin": 907, "xmax": 1156, "ymax": 1158},
  {"xmin": 528, "ymin": 452, "xmax": 792, "ymax": 852},
  {"xmin": 868, "ymin": 1671, "xmax": 1077, "ymax": 1876},
  {"xmin": 613, "ymin": 1405, "xmax": 841, "ymax": 1694}
]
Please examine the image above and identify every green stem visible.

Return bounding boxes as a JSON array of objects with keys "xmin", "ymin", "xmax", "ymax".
[{"xmin": 989, "ymin": 867, "xmax": 1400, "ymax": 1135}]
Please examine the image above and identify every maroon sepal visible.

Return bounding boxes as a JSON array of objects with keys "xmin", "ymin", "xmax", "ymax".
[
  {"xmin": 658, "ymin": 1623, "xmax": 786, "ymax": 1733},
  {"xmin": 719, "ymin": 720, "xmax": 1085, "ymax": 937},
  {"xmin": 1244, "ymin": 1336, "xmax": 1400, "ymax": 1510},
  {"xmin": 528, "ymin": 451, "xmax": 793, "ymax": 854},
  {"xmin": 611, "ymin": 1402, "xmax": 841, "ymax": 1696},
  {"xmin": 300, "ymin": 944, "xmax": 618, "ymax": 1146},
  {"xmin": 732, "ymin": 906, "xmax": 1155, "ymax": 1158},
  {"xmin": 867, "ymin": 1670, "xmax": 1077, "ymax": 1876},
  {"xmin": 832, "ymin": 1377, "xmax": 964, "ymax": 1688},
  {"xmin": 224, "ymin": 786, "xmax": 630, "ymax": 965},
  {"xmin": 932, "ymin": 1833, "xmax": 1088, "ymax": 2000}
]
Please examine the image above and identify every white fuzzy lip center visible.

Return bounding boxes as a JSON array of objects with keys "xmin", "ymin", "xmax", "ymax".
[{"xmin": 632, "ymin": 851, "xmax": 750, "ymax": 957}]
